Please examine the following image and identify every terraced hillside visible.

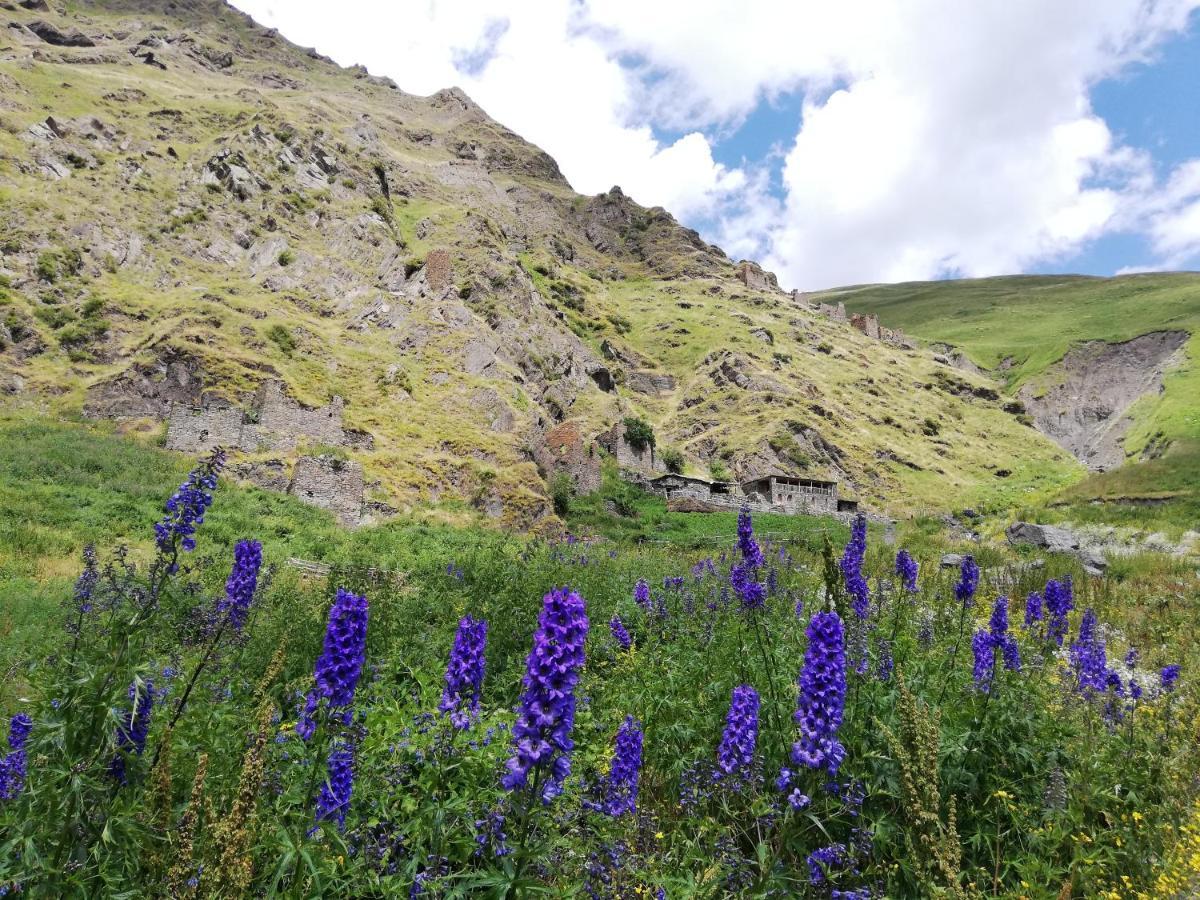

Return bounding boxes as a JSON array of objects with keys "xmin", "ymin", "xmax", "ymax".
[
  {"xmin": 0, "ymin": 0, "xmax": 1080, "ymax": 527},
  {"xmin": 827, "ymin": 274, "xmax": 1200, "ymax": 519}
]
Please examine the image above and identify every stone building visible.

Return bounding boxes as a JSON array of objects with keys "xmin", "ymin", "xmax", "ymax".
[
  {"xmin": 850, "ymin": 313, "xmax": 882, "ymax": 341},
  {"xmin": 740, "ymin": 474, "xmax": 840, "ymax": 515},
  {"xmin": 639, "ymin": 470, "xmax": 851, "ymax": 517},
  {"xmin": 165, "ymin": 379, "xmax": 370, "ymax": 453},
  {"xmin": 598, "ymin": 421, "xmax": 664, "ymax": 474},
  {"xmin": 735, "ymin": 260, "xmax": 780, "ymax": 292},
  {"xmin": 818, "ymin": 301, "xmax": 847, "ymax": 321},
  {"xmin": 530, "ymin": 419, "xmax": 601, "ymax": 495},
  {"xmin": 288, "ymin": 455, "xmax": 364, "ymax": 527}
]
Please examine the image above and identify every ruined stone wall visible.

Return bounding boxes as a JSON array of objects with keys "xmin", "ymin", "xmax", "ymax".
[
  {"xmin": 164, "ymin": 402, "xmax": 245, "ymax": 452},
  {"xmin": 243, "ymin": 380, "xmax": 347, "ymax": 451},
  {"xmin": 735, "ymin": 260, "xmax": 779, "ymax": 292},
  {"xmin": 531, "ymin": 420, "xmax": 601, "ymax": 495},
  {"xmin": 165, "ymin": 379, "xmax": 365, "ymax": 453},
  {"xmin": 599, "ymin": 422, "xmax": 663, "ymax": 474},
  {"xmin": 818, "ymin": 302, "xmax": 847, "ymax": 321},
  {"xmin": 288, "ymin": 455, "xmax": 363, "ymax": 527},
  {"xmin": 850, "ymin": 313, "xmax": 882, "ymax": 341}
]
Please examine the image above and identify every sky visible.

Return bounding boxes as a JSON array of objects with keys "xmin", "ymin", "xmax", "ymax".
[{"xmin": 230, "ymin": 0, "xmax": 1200, "ymax": 291}]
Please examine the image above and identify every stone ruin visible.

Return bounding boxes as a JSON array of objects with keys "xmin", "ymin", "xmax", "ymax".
[
  {"xmin": 530, "ymin": 420, "xmax": 601, "ymax": 495},
  {"xmin": 850, "ymin": 313, "xmax": 882, "ymax": 341},
  {"xmin": 165, "ymin": 379, "xmax": 371, "ymax": 453},
  {"xmin": 288, "ymin": 456, "xmax": 364, "ymax": 527},
  {"xmin": 230, "ymin": 454, "xmax": 365, "ymax": 527},
  {"xmin": 735, "ymin": 260, "xmax": 780, "ymax": 292},
  {"xmin": 598, "ymin": 421, "xmax": 664, "ymax": 474}
]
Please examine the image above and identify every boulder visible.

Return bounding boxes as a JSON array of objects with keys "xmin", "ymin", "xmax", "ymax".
[
  {"xmin": 1078, "ymin": 548, "xmax": 1108, "ymax": 577},
  {"xmin": 26, "ymin": 20, "xmax": 95, "ymax": 47},
  {"xmin": 939, "ymin": 553, "xmax": 963, "ymax": 569},
  {"xmin": 1005, "ymin": 522, "xmax": 1080, "ymax": 554}
]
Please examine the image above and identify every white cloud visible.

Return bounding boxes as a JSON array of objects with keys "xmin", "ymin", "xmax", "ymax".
[{"xmin": 230, "ymin": 0, "xmax": 1200, "ymax": 287}]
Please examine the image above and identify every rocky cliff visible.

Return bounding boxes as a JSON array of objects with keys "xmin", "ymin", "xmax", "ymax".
[{"xmin": 0, "ymin": 0, "xmax": 1080, "ymax": 526}]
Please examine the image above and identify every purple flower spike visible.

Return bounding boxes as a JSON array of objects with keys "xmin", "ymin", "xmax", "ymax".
[
  {"xmin": 315, "ymin": 742, "xmax": 355, "ymax": 831},
  {"xmin": 298, "ymin": 588, "xmax": 369, "ymax": 740},
  {"xmin": 440, "ymin": 616, "xmax": 488, "ymax": 729},
  {"xmin": 154, "ymin": 448, "xmax": 225, "ymax": 559},
  {"xmin": 840, "ymin": 515, "xmax": 870, "ymax": 619},
  {"xmin": 217, "ymin": 539, "xmax": 263, "ymax": 633},
  {"xmin": 954, "ymin": 555, "xmax": 979, "ymax": 608},
  {"xmin": 716, "ymin": 685, "xmax": 760, "ymax": 783},
  {"xmin": 604, "ymin": 716, "xmax": 643, "ymax": 816},
  {"xmin": 502, "ymin": 587, "xmax": 589, "ymax": 803},
  {"xmin": 894, "ymin": 549, "xmax": 918, "ymax": 593},
  {"xmin": 0, "ymin": 713, "xmax": 33, "ymax": 800},
  {"xmin": 793, "ymin": 611, "xmax": 847, "ymax": 774},
  {"xmin": 609, "ymin": 615, "xmax": 632, "ymax": 652}
]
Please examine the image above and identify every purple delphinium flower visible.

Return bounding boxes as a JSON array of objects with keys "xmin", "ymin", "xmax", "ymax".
[
  {"xmin": 1044, "ymin": 577, "xmax": 1074, "ymax": 647},
  {"xmin": 315, "ymin": 742, "xmax": 355, "ymax": 831},
  {"xmin": 502, "ymin": 587, "xmax": 589, "ymax": 803},
  {"xmin": 604, "ymin": 716, "xmax": 643, "ymax": 816},
  {"xmin": 66, "ymin": 545, "xmax": 99, "ymax": 637},
  {"xmin": 894, "ymin": 549, "xmax": 918, "ymax": 593},
  {"xmin": 972, "ymin": 596, "xmax": 1021, "ymax": 693},
  {"xmin": 807, "ymin": 843, "xmax": 848, "ymax": 885},
  {"xmin": 1160, "ymin": 664, "xmax": 1181, "ymax": 693},
  {"xmin": 1070, "ymin": 608, "xmax": 1109, "ymax": 696},
  {"xmin": 0, "ymin": 713, "xmax": 33, "ymax": 800},
  {"xmin": 954, "ymin": 555, "xmax": 980, "ymax": 608},
  {"xmin": 971, "ymin": 630, "xmax": 996, "ymax": 692},
  {"xmin": 840, "ymin": 515, "xmax": 870, "ymax": 619},
  {"xmin": 153, "ymin": 448, "xmax": 225, "ymax": 558},
  {"xmin": 440, "ymin": 616, "xmax": 488, "ymax": 729},
  {"xmin": 1161, "ymin": 667, "xmax": 1180, "ymax": 696},
  {"xmin": 792, "ymin": 611, "xmax": 847, "ymax": 774},
  {"xmin": 609, "ymin": 615, "xmax": 632, "ymax": 652},
  {"xmin": 715, "ymin": 685, "xmax": 759, "ymax": 784},
  {"xmin": 1023, "ymin": 591, "xmax": 1043, "ymax": 628},
  {"xmin": 736, "ymin": 507, "xmax": 765, "ymax": 570},
  {"xmin": 731, "ymin": 508, "xmax": 767, "ymax": 610},
  {"xmin": 216, "ymin": 539, "xmax": 263, "ymax": 634},
  {"xmin": 633, "ymin": 579, "xmax": 651, "ymax": 611},
  {"xmin": 110, "ymin": 681, "xmax": 157, "ymax": 785},
  {"xmin": 297, "ymin": 588, "xmax": 370, "ymax": 740}
]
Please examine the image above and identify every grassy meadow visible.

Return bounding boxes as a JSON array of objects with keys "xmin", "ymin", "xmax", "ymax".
[{"xmin": 0, "ymin": 418, "xmax": 1197, "ymax": 898}]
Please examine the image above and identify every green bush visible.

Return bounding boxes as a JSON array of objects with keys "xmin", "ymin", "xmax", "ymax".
[
  {"xmin": 661, "ymin": 447, "xmax": 684, "ymax": 474},
  {"xmin": 549, "ymin": 471, "xmax": 574, "ymax": 516},
  {"xmin": 266, "ymin": 323, "xmax": 297, "ymax": 354},
  {"xmin": 622, "ymin": 416, "xmax": 655, "ymax": 452}
]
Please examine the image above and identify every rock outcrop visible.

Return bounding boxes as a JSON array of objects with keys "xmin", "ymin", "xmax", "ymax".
[{"xmin": 1017, "ymin": 332, "xmax": 1188, "ymax": 471}]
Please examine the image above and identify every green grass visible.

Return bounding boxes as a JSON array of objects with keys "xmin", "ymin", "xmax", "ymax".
[
  {"xmin": 820, "ymin": 272, "xmax": 1200, "ymax": 385},
  {"xmin": 822, "ymin": 273, "xmax": 1200, "ymax": 530}
]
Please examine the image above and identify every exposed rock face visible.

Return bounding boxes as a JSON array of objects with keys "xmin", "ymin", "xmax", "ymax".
[
  {"xmin": 26, "ymin": 20, "xmax": 94, "ymax": 47},
  {"xmin": 1017, "ymin": 332, "xmax": 1188, "ymax": 471},
  {"xmin": 288, "ymin": 455, "xmax": 363, "ymax": 526},
  {"xmin": 626, "ymin": 370, "xmax": 676, "ymax": 396},
  {"xmin": 83, "ymin": 349, "xmax": 205, "ymax": 419}
]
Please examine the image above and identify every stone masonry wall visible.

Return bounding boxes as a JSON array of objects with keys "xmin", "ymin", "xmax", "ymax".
[
  {"xmin": 288, "ymin": 455, "xmax": 364, "ymax": 527},
  {"xmin": 164, "ymin": 401, "xmax": 245, "ymax": 452},
  {"xmin": 531, "ymin": 420, "xmax": 601, "ymax": 495},
  {"xmin": 599, "ymin": 422, "xmax": 663, "ymax": 474}
]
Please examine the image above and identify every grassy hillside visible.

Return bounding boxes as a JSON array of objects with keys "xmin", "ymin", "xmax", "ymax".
[
  {"xmin": 0, "ymin": 0, "xmax": 1081, "ymax": 524},
  {"xmin": 823, "ymin": 274, "xmax": 1200, "ymax": 529}
]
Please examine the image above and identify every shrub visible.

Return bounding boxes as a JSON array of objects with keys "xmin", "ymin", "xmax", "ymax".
[
  {"xmin": 622, "ymin": 416, "xmax": 655, "ymax": 452},
  {"xmin": 661, "ymin": 447, "xmax": 684, "ymax": 474},
  {"xmin": 277, "ymin": 249, "xmax": 295, "ymax": 267},
  {"xmin": 549, "ymin": 471, "xmax": 574, "ymax": 516},
  {"xmin": 266, "ymin": 323, "xmax": 297, "ymax": 354},
  {"xmin": 35, "ymin": 248, "xmax": 82, "ymax": 283},
  {"xmin": 922, "ymin": 417, "xmax": 941, "ymax": 436}
]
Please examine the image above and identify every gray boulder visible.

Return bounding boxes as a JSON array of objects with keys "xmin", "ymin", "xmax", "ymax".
[
  {"xmin": 940, "ymin": 553, "xmax": 963, "ymax": 569},
  {"xmin": 1006, "ymin": 522, "xmax": 1080, "ymax": 554}
]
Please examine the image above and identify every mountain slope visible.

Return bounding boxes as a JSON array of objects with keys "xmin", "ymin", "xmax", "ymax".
[
  {"xmin": 0, "ymin": 0, "xmax": 1080, "ymax": 525},
  {"xmin": 825, "ymin": 274, "xmax": 1200, "ymax": 516}
]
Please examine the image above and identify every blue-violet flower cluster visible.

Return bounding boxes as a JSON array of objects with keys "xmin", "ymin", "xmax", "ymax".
[
  {"xmin": 298, "ymin": 588, "xmax": 370, "ymax": 740},
  {"xmin": 793, "ymin": 611, "xmax": 847, "ymax": 774},
  {"xmin": 440, "ymin": 615, "xmax": 488, "ymax": 729}
]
